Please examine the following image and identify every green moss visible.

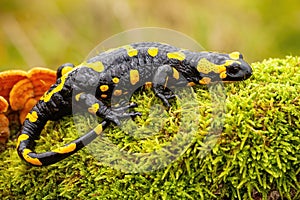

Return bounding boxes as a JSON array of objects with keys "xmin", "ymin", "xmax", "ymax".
[{"xmin": 1, "ymin": 56, "xmax": 300, "ymax": 199}]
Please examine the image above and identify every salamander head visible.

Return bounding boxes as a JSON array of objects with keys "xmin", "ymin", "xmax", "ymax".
[
  {"xmin": 222, "ymin": 52, "xmax": 252, "ymax": 81},
  {"xmin": 195, "ymin": 51, "xmax": 252, "ymax": 84}
]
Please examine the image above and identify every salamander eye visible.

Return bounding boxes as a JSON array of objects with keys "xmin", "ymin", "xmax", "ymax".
[{"xmin": 228, "ymin": 65, "xmax": 241, "ymax": 75}]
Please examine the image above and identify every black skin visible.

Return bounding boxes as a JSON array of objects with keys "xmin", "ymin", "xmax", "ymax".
[{"xmin": 16, "ymin": 42, "xmax": 252, "ymax": 166}]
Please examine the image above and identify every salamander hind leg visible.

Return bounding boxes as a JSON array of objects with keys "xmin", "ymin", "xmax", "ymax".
[{"xmin": 76, "ymin": 92, "xmax": 141, "ymax": 126}]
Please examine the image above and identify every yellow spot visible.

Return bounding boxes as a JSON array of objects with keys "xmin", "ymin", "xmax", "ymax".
[
  {"xmin": 88, "ymin": 103, "xmax": 100, "ymax": 114},
  {"xmin": 197, "ymin": 58, "xmax": 220, "ymax": 74},
  {"xmin": 224, "ymin": 60, "xmax": 241, "ymax": 66},
  {"xmin": 229, "ymin": 52, "xmax": 241, "ymax": 60},
  {"xmin": 187, "ymin": 82, "xmax": 196, "ymax": 87},
  {"xmin": 84, "ymin": 61, "xmax": 105, "ymax": 72},
  {"xmin": 148, "ymin": 47, "xmax": 158, "ymax": 57},
  {"xmin": 61, "ymin": 66, "xmax": 73, "ymax": 76},
  {"xmin": 124, "ymin": 45, "xmax": 138, "ymax": 57},
  {"xmin": 199, "ymin": 77, "xmax": 211, "ymax": 85},
  {"xmin": 220, "ymin": 71, "xmax": 227, "ymax": 79},
  {"xmin": 130, "ymin": 69, "xmax": 140, "ymax": 85},
  {"xmin": 172, "ymin": 68, "xmax": 180, "ymax": 80},
  {"xmin": 100, "ymin": 85, "xmax": 109, "ymax": 92},
  {"xmin": 23, "ymin": 149, "xmax": 42, "ymax": 166},
  {"xmin": 145, "ymin": 82, "xmax": 153, "ymax": 89},
  {"xmin": 26, "ymin": 111, "xmax": 38, "ymax": 123},
  {"xmin": 75, "ymin": 92, "xmax": 83, "ymax": 102},
  {"xmin": 113, "ymin": 89, "xmax": 122, "ymax": 96},
  {"xmin": 112, "ymin": 77, "xmax": 119, "ymax": 84},
  {"xmin": 52, "ymin": 143, "xmax": 76, "ymax": 154},
  {"xmin": 41, "ymin": 74, "xmax": 67, "ymax": 102},
  {"xmin": 167, "ymin": 51, "xmax": 186, "ymax": 61},
  {"xmin": 16, "ymin": 134, "xmax": 29, "ymax": 148},
  {"xmin": 218, "ymin": 66, "xmax": 227, "ymax": 73},
  {"xmin": 93, "ymin": 124, "xmax": 103, "ymax": 135},
  {"xmin": 101, "ymin": 94, "xmax": 108, "ymax": 98}
]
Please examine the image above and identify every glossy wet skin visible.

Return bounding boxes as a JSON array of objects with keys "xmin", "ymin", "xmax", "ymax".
[{"xmin": 16, "ymin": 42, "xmax": 253, "ymax": 166}]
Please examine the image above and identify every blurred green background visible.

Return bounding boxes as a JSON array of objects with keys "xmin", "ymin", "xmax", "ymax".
[{"xmin": 0, "ymin": 0, "xmax": 299, "ymax": 71}]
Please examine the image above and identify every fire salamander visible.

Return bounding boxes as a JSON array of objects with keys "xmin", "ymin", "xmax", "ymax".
[{"xmin": 16, "ymin": 42, "xmax": 252, "ymax": 166}]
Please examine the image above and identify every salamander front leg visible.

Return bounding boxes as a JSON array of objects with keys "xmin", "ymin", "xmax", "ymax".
[{"xmin": 152, "ymin": 65, "xmax": 177, "ymax": 108}]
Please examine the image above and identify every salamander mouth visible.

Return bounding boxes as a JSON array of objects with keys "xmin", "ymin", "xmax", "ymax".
[
  {"xmin": 221, "ymin": 71, "xmax": 252, "ymax": 82},
  {"xmin": 242, "ymin": 68, "xmax": 253, "ymax": 80},
  {"xmin": 244, "ymin": 72, "xmax": 252, "ymax": 80}
]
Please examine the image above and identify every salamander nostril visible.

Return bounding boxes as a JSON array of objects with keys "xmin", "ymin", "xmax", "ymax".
[
  {"xmin": 245, "ymin": 70, "xmax": 252, "ymax": 79},
  {"xmin": 248, "ymin": 69, "xmax": 253, "ymax": 75}
]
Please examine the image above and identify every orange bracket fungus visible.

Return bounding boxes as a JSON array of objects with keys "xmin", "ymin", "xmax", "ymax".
[{"xmin": 0, "ymin": 68, "xmax": 56, "ymax": 143}]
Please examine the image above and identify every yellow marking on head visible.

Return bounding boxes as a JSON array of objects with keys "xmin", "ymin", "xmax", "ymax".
[
  {"xmin": 229, "ymin": 52, "xmax": 241, "ymax": 60},
  {"xmin": 93, "ymin": 124, "xmax": 103, "ymax": 135},
  {"xmin": 224, "ymin": 60, "xmax": 241, "ymax": 66},
  {"xmin": 100, "ymin": 85, "xmax": 109, "ymax": 92},
  {"xmin": 61, "ymin": 66, "xmax": 73, "ymax": 76},
  {"xmin": 123, "ymin": 45, "xmax": 138, "ymax": 57},
  {"xmin": 26, "ymin": 111, "xmax": 38, "ymax": 123},
  {"xmin": 101, "ymin": 94, "xmax": 108, "ymax": 98},
  {"xmin": 145, "ymin": 81, "xmax": 153, "ymax": 89},
  {"xmin": 75, "ymin": 92, "xmax": 83, "ymax": 102},
  {"xmin": 40, "ymin": 75, "xmax": 67, "ymax": 102},
  {"xmin": 112, "ymin": 77, "xmax": 119, "ymax": 84},
  {"xmin": 16, "ymin": 134, "xmax": 29, "ymax": 148},
  {"xmin": 82, "ymin": 61, "xmax": 105, "ymax": 72},
  {"xmin": 220, "ymin": 71, "xmax": 227, "ymax": 79},
  {"xmin": 113, "ymin": 89, "xmax": 122, "ymax": 96},
  {"xmin": 218, "ymin": 66, "xmax": 227, "ymax": 73},
  {"xmin": 197, "ymin": 58, "xmax": 220, "ymax": 74},
  {"xmin": 52, "ymin": 143, "xmax": 76, "ymax": 154},
  {"xmin": 130, "ymin": 69, "xmax": 140, "ymax": 85},
  {"xmin": 167, "ymin": 51, "xmax": 186, "ymax": 61},
  {"xmin": 23, "ymin": 148, "xmax": 42, "ymax": 166},
  {"xmin": 148, "ymin": 47, "xmax": 159, "ymax": 57},
  {"xmin": 88, "ymin": 103, "xmax": 100, "ymax": 114},
  {"xmin": 187, "ymin": 82, "xmax": 196, "ymax": 87},
  {"xmin": 197, "ymin": 57, "xmax": 242, "ymax": 75},
  {"xmin": 172, "ymin": 68, "xmax": 180, "ymax": 80},
  {"xmin": 199, "ymin": 77, "xmax": 211, "ymax": 85}
]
